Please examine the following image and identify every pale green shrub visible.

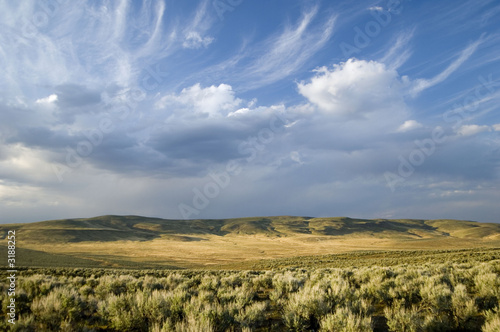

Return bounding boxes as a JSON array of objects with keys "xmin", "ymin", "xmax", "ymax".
[
  {"xmin": 199, "ymin": 275, "xmax": 221, "ymax": 291},
  {"xmin": 252, "ymin": 271, "xmax": 273, "ymax": 291},
  {"xmin": 475, "ymin": 272, "xmax": 500, "ymax": 298},
  {"xmin": 272, "ymin": 271, "xmax": 304, "ymax": 294},
  {"xmin": 236, "ymin": 301, "xmax": 268, "ymax": 327},
  {"xmin": 483, "ymin": 308, "xmax": 500, "ymax": 332},
  {"xmin": 19, "ymin": 274, "xmax": 57, "ymax": 299},
  {"xmin": 31, "ymin": 287, "xmax": 86, "ymax": 330},
  {"xmin": 79, "ymin": 284, "xmax": 94, "ymax": 297},
  {"xmin": 346, "ymin": 296, "xmax": 374, "ymax": 316},
  {"xmin": 320, "ymin": 306, "xmax": 372, "ymax": 332},
  {"xmin": 99, "ymin": 292, "xmax": 146, "ymax": 330},
  {"xmin": 142, "ymin": 290, "xmax": 172, "ymax": 325},
  {"xmin": 327, "ymin": 276, "xmax": 353, "ymax": 306},
  {"xmin": 282, "ymin": 283, "xmax": 331, "ymax": 331},
  {"xmin": 420, "ymin": 276, "xmax": 452, "ymax": 312},
  {"xmin": 217, "ymin": 284, "xmax": 255, "ymax": 308},
  {"xmin": 452, "ymin": 283, "xmax": 479, "ymax": 330},
  {"xmin": 149, "ymin": 321, "xmax": 170, "ymax": 332},
  {"xmin": 164, "ymin": 273, "xmax": 187, "ymax": 290},
  {"xmin": 175, "ymin": 311, "xmax": 214, "ymax": 332},
  {"xmin": 384, "ymin": 300, "xmax": 423, "ymax": 332}
]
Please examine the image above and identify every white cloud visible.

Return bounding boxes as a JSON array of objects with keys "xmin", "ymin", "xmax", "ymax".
[
  {"xmin": 397, "ymin": 120, "xmax": 423, "ymax": 132},
  {"xmin": 227, "ymin": 108, "xmax": 250, "ymax": 117},
  {"xmin": 202, "ymin": 6, "xmax": 336, "ymax": 91},
  {"xmin": 0, "ymin": 144, "xmax": 59, "ymax": 184},
  {"xmin": 289, "ymin": 59, "xmax": 414, "ymax": 158},
  {"xmin": 379, "ymin": 30, "xmax": 414, "ymax": 70},
  {"xmin": 155, "ymin": 83, "xmax": 241, "ymax": 117},
  {"xmin": 298, "ymin": 59, "xmax": 407, "ymax": 117},
  {"xmin": 182, "ymin": 31, "xmax": 214, "ymax": 49},
  {"xmin": 181, "ymin": 0, "xmax": 215, "ymax": 50},
  {"xmin": 368, "ymin": 6, "xmax": 383, "ymax": 11},
  {"xmin": 244, "ymin": 7, "xmax": 335, "ymax": 88},
  {"xmin": 2, "ymin": 0, "xmax": 499, "ymax": 224},
  {"xmin": 290, "ymin": 151, "xmax": 303, "ymax": 164},
  {"xmin": 456, "ymin": 124, "xmax": 491, "ymax": 136},
  {"xmin": 411, "ymin": 38, "xmax": 482, "ymax": 96},
  {"xmin": 36, "ymin": 94, "xmax": 58, "ymax": 104}
]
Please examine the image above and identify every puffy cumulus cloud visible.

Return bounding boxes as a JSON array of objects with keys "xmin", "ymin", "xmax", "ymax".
[
  {"xmin": 397, "ymin": 120, "xmax": 423, "ymax": 132},
  {"xmin": 155, "ymin": 83, "xmax": 242, "ymax": 117},
  {"xmin": 291, "ymin": 59, "xmax": 413, "ymax": 153},
  {"xmin": 298, "ymin": 59, "xmax": 409, "ymax": 118},
  {"xmin": 456, "ymin": 124, "xmax": 491, "ymax": 136},
  {"xmin": 493, "ymin": 124, "xmax": 500, "ymax": 131}
]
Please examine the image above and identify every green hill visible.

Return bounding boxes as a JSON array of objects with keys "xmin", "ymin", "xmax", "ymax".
[
  {"xmin": 2, "ymin": 215, "xmax": 500, "ymax": 242},
  {"xmin": 1, "ymin": 215, "xmax": 499, "ymax": 269}
]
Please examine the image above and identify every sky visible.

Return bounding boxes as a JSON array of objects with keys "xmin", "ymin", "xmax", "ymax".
[{"xmin": 1, "ymin": 0, "xmax": 500, "ymax": 223}]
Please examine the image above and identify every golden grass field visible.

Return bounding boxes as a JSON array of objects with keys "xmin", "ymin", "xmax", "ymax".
[{"xmin": 17, "ymin": 233, "xmax": 500, "ymax": 268}]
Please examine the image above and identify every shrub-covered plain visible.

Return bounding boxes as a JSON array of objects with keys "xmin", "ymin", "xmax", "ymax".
[{"xmin": 1, "ymin": 253, "xmax": 499, "ymax": 331}]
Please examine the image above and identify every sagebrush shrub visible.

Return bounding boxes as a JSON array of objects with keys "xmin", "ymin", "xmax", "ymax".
[
  {"xmin": 2, "ymin": 258, "xmax": 499, "ymax": 331},
  {"xmin": 452, "ymin": 283, "xmax": 479, "ymax": 330},
  {"xmin": 384, "ymin": 299, "xmax": 423, "ymax": 332},
  {"xmin": 320, "ymin": 306, "xmax": 371, "ymax": 332}
]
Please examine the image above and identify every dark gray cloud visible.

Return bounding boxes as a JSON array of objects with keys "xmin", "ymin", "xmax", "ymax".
[
  {"xmin": 52, "ymin": 84, "xmax": 102, "ymax": 123},
  {"xmin": 149, "ymin": 124, "xmax": 246, "ymax": 163},
  {"xmin": 55, "ymin": 84, "xmax": 101, "ymax": 108},
  {"xmin": 6, "ymin": 126, "xmax": 76, "ymax": 150},
  {"xmin": 414, "ymin": 137, "xmax": 500, "ymax": 181}
]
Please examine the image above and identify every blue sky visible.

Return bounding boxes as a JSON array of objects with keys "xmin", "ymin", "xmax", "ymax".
[{"xmin": 1, "ymin": 0, "xmax": 500, "ymax": 223}]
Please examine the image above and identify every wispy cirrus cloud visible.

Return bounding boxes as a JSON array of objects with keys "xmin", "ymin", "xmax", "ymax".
[
  {"xmin": 410, "ymin": 38, "xmax": 483, "ymax": 96},
  {"xmin": 379, "ymin": 29, "xmax": 415, "ymax": 70},
  {"xmin": 0, "ymin": 0, "xmax": 219, "ymax": 92},
  {"xmin": 423, "ymin": 0, "xmax": 499, "ymax": 37},
  {"xmin": 196, "ymin": 6, "xmax": 337, "ymax": 91},
  {"xmin": 182, "ymin": 0, "xmax": 215, "ymax": 49},
  {"xmin": 240, "ymin": 6, "xmax": 336, "ymax": 89}
]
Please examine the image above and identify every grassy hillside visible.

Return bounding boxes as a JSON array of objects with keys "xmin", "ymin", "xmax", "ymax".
[
  {"xmin": 0, "ymin": 215, "xmax": 499, "ymax": 269},
  {"xmin": 2, "ymin": 215, "xmax": 500, "ymax": 241}
]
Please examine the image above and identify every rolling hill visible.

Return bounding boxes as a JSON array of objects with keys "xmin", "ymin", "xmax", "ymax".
[{"xmin": 1, "ymin": 215, "xmax": 499, "ymax": 269}]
